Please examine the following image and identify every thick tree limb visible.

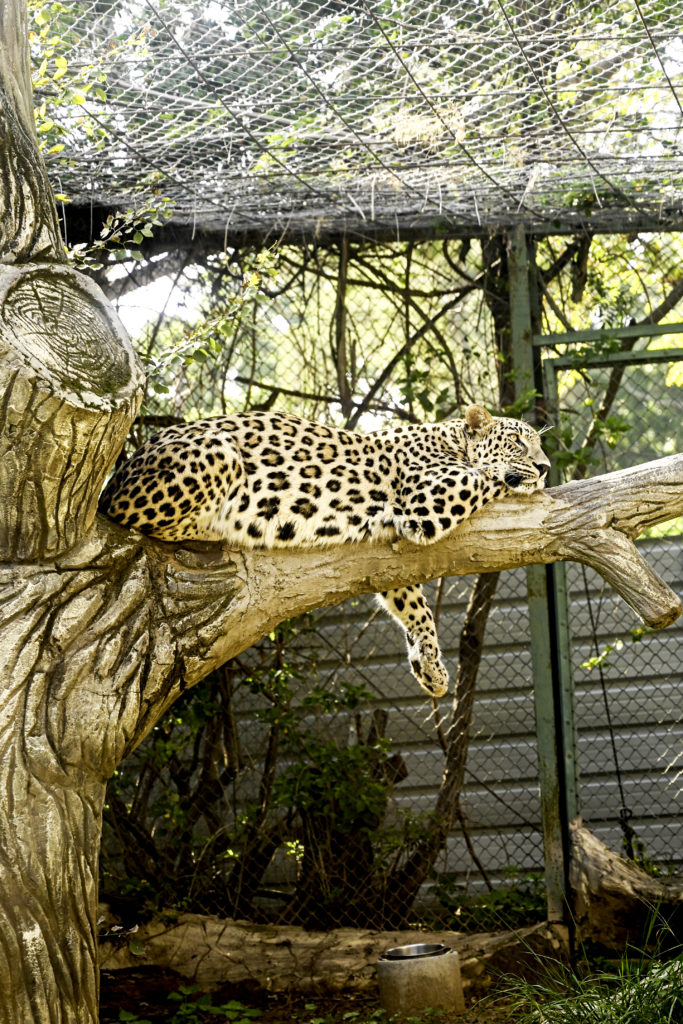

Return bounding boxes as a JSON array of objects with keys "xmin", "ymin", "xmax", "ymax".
[
  {"xmin": 138, "ymin": 453, "xmax": 683, "ymax": 690},
  {"xmin": 99, "ymin": 915, "xmax": 558, "ymax": 998},
  {"xmin": 1, "ymin": 449, "xmax": 676, "ymax": 787}
]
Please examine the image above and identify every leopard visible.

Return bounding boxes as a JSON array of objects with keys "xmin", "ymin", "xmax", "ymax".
[{"xmin": 99, "ymin": 404, "xmax": 550, "ymax": 699}]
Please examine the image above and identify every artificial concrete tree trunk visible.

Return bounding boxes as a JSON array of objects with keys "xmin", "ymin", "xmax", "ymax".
[{"xmin": 2, "ymin": 5, "xmax": 683, "ymax": 1023}]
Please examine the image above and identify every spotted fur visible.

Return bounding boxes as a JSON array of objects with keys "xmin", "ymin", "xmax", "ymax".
[{"xmin": 99, "ymin": 404, "xmax": 550, "ymax": 698}]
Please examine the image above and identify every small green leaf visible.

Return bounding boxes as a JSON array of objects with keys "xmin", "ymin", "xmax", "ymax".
[{"xmin": 118, "ymin": 1010, "xmax": 151, "ymax": 1024}]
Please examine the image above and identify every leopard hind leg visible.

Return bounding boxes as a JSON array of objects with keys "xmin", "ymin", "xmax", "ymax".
[{"xmin": 378, "ymin": 585, "xmax": 449, "ymax": 698}]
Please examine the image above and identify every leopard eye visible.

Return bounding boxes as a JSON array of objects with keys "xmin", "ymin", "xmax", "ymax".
[{"xmin": 514, "ymin": 435, "xmax": 527, "ymax": 451}]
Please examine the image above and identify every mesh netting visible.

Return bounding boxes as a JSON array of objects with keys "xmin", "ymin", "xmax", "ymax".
[{"xmin": 34, "ymin": 0, "xmax": 683, "ymax": 242}]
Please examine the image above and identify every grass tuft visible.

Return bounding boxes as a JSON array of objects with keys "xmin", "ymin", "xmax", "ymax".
[{"xmin": 504, "ymin": 948, "xmax": 683, "ymax": 1024}]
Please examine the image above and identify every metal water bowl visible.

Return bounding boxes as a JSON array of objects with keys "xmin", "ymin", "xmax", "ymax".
[{"xmin": 382, "ymin": 942, "xmax": 450, "ymax": 960}]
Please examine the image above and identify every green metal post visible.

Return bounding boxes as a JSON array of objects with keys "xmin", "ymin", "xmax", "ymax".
[
  {"xmin": 543, "ymin": 363, "xmax": 580, "ymax": 828},
  {"xmin": 507, "ymin": 226, "xmax": 579, "ymax": 921}
]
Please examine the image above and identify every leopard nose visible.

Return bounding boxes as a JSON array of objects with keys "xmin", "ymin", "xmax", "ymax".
[{"xmin": 535, "ymin": 462, "xmax": 549, "ymax": 478}]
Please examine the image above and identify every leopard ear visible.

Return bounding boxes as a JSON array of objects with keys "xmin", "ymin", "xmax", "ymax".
[{"xmin": 464, "ymin": 404, "xmax": 493, "ymax": 433}]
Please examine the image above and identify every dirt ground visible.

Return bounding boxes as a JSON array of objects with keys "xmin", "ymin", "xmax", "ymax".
[{"xmin": 99, "ymin": 966, "xmax": 520, "ymax": 1023}]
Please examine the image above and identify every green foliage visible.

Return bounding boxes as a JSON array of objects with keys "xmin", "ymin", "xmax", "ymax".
[
  {"xmin": 581, "ymin": 638, "xmax": 626, "ymax": 671},
  {"xmin": 30, "ymin": 0, "xmax": 109, "ymax": 156},
  {"xmin": 145, "ymin": 250, "xmax": 278, "ymax": 399},
  {"xmin": 117, "ymin": 987, "xmax": 261, "ymax": 1024},
  {"xmin": 129, "ymin": 609, "xmax": 427, "ymax": 924},
  {"xmin": 578, "ymin": 626, "xmax": 662, "ymax": 674},
  {"xmin": 68, "ymin": 200, "xmax": 175, "ymax": 273},
  {"xmin": 506, "ymin": 949, "xmax": 683, "ymax": 1024},
  {"xmin": 294, "ymin": 1007, "xmax": 388, "ymax": 1024},
  {"xmin": 29, "ymin": 0, "xmax": 150, "ymax": 164},
  {"xmin": 118, "ymin": 1011, "xmax": 152, "ymax": 1024},
  {"xmin": 435, "ymin": 869, "xmax": 546, "ymax": 933},
  {"xmin": 101, "ymin": 618, "xmax": 417, "ymax": 928},
  {"xmin": 627, "ymin": 837, "xmax": 663, "ymax": 879},
  {"xmin": 291, "ymin": 1007, "xmax": 445, "ymax": 1024},
  {"xmin": 270, "ymin": 682, "xmax": 390, "ymax": 832},
  {"xmin": 101, "ymin": 673, "xmax": 244, "ymax": 914},
  {"xmin": 167, "ymin": 987, "xmax": 261, "ymax": 1023},
  {"xmin": 137, "ymin": 239, "xmax": 498, "ymax": 431},
  {"xmin": 29, "ymin": 2, "xmax": 179, "ymax": 275},
  {"xmin": 501, "ymin": 387, "xmax": 541, "ymax": 420},
  {"xmin": 537, "ymin": 233, "xmax": 683, "ymax": 489}
]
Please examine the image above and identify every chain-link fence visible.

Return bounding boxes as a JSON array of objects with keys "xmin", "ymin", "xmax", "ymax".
[
  {"xmin": 99, "ymin": 231, "xmax": 683, "ymax": 933},
  {"xmin": 545, "ymin": 340, "xmax": 683, "ymax": 875}
]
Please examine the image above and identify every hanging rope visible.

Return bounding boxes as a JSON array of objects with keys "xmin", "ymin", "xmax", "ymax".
[{"xmin": 580, "ymin": 563, "xmax": 636, "ymax": 860}]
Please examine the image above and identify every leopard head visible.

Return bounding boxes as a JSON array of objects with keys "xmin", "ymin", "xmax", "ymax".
[{"xmin": 464, "ymin": 404, "xmax": 551, "ymax": 493}]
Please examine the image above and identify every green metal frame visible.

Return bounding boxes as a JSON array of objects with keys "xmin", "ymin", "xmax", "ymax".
[
  {"xmin": 508, "ymin": 227, "xmax": 577, "ymax": 922},
  {"xmin": 507, "ymin": 230, "xmax": 683, "ymax": 925},
  {"xmin": 544, "ymin": 348, "xmax": 683, "ymax": 388},
  {"xmin": 541, "ymin": 340, "xmax": 683, "ymax": 874},
  {"xmin": 535, "ymin": 322, "xmax": 683, "ymax": 347},
  {"xmin": 535, "ymin": 313, "xmax": 683, "ymax": 923}
]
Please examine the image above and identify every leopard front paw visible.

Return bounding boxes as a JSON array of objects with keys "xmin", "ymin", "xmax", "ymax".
[
  {"xmin": 407, "ymin": 638, "xmax": 449, "ymax": 698},
  {"xmin": 393, "ymin": 515, "xmax": 438, "ymax": 546}
]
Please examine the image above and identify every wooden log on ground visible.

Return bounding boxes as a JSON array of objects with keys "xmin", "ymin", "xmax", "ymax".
[
  {"xmin": 99, "ymin": 914, "xmax": 565, "ymax": 997},
  {"xmin": 569, "ymin": 824, "xmax": 683, "ymax": 948}
]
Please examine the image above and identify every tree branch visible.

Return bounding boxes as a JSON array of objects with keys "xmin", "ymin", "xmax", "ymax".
[
  {"xmin": 116, "ymin": 453, "xmax": 683, "ymax": 708},
  {"xmin": 6, "ymin": 452, "xmax": 673, "ymax": 773}
]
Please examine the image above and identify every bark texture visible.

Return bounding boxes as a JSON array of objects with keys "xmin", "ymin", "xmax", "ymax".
[
  {"xmin": 0, "ymin": 2, "xmax": 64, "ymax": 262},
  {"xmin": 0, "ymin": 263, "xmax": 143, "ymax": 560},
  {"xmin": 0, "ymin": 531, "xmax": 172, "ymax": 1022}
]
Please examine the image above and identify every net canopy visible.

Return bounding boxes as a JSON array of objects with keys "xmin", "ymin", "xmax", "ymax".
[{"xmin": 35, "ymin": 0, "xmax": 683, "ymax": 245}]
